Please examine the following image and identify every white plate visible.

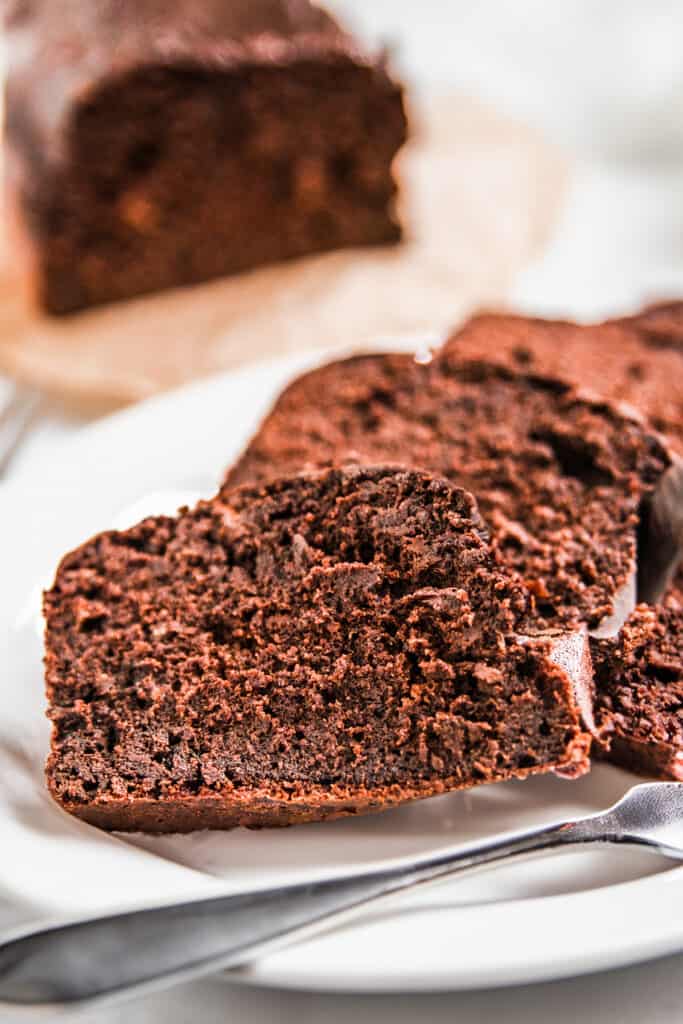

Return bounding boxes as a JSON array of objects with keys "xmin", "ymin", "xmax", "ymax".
[{"xmin": 2, "ymin": 341, "xmax": 683, "ymax": 994}]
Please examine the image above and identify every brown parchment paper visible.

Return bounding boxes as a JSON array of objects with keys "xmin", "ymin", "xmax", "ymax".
[{"xmin": 0, "ymin": 95, "xmax": 566, "ymax": 411}]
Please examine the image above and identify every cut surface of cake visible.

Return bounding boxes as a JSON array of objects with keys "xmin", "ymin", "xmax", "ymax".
[
  {"xmin": 4, "ymin": 0, "xmax": 407, "ymax": 313},
  {"xmin": 224, "ymin": 353, "xmax": 675, "ymax": 633},
  {"xmin": 44, "ymin": 466, "xmax": 592, "ymax": 832},
  {"xmin": 591, "ymin": 599, "xmax": 683, "ymax": 780}
]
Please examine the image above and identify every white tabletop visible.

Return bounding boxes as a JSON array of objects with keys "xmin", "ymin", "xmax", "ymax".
[
  {"xmin": 67, "ymin": 952, "xmax": 683, "ymax": 1024},
  {"xmin": 4, "ymin": 2, "xmax": 683, "ymax": 1020}
]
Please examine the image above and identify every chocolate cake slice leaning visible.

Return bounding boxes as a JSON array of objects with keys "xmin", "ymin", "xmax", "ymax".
[
  {"xmin": 442, "ymin": 305, "xmax": 683, "ymax": 587},
  {"xmin": 591, "ymin": 600, "xmax": 683, "ymax": 780},
  {"xmin": 442, "ymin": 304, "xmax": 683, "ymax": 454},
  {"xmin": 4, "ymin": 0, "xmax": 407, "ymax": 314},
  {"xmin": 44, "ymin": 467, "xmax": 592, "ymax": 833},
  {"xmin": 224, "ymin": 352, "xmax": 676, "ymax": 633}
]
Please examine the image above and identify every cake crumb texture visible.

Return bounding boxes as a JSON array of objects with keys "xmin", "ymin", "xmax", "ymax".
[{"xmin": 44, "ymin": 466, "xmax": 592, "ymax": 831}]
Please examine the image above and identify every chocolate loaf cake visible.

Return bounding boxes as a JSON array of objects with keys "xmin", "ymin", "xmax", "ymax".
[
  {"xmin": 4, "ymin": 0, "xmax": 407, "ymax": 314},
  {"xmin": 44, "ymin": 466, "xmax": 593, "ymax": 832},
  {"xmin": 224, "ymin": 353, "xmax": 675, "ymax": 633},
  {"xmin": 591, "ymin": 599, "xmax": 683, "ymax": 780}
]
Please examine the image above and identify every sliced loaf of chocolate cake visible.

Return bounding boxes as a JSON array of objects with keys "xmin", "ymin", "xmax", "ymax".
[
  {"xmin": 44, "ymin": 466, "xmax": 592, "ymax": 832},
  {"xmin": 224, "ymin": 353, "xmax": 675, "ymax": 633},
  {"xmin": 4, "ymin": 0, "xmax": 406, "ymax": 314},
  {"xmin": 591, "ymin": 599, "xmax": 683, "ymax": 780}
]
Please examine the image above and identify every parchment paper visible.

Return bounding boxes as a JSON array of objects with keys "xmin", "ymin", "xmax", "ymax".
[{"xmin": 0, "ymin": 96, "xmax": 566, "ymax": 411}]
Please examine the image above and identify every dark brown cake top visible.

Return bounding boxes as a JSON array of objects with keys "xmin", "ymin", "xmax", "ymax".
[
  {"xmin": 225, "ymin": 353, "xmax": 672, "ymax": 631},
  {"xmin": 45, "ymin": 466, "xmax": 593, "ymax": 821}
]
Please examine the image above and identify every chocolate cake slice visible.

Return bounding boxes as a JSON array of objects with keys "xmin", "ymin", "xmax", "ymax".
[
  {"xmin": 224, "ymin": 353, "xmax": 675, "ymax": 633},
  {"xmin": 44, "ymin": 466, "xmax": 592, "ymax": 833},
  {"xmin": 4, "ymin": 0, "xmax": 407, "ymax": 314},
  {"xmin": 579, "ymin": 303, "xmax": 683, "ymax": 603},
  {"xmin": 444, "ymin": 306, "xmax": 683, "ymax": 778},
  {"xmin": 591, "ymin": 600, "xmax": 683, "ymax": 780},
  {"xmin": 444, "ymin": 308, "xmax": 683, "ymax": 591},
  {"xmin": 442, "ymin": 304, "xmax": 683, "ymax": 453}
]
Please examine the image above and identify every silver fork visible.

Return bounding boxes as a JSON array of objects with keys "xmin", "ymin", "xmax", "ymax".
[{"xmin": 1, "ymin": 782, "xmax": 682, "ymax": 1012}]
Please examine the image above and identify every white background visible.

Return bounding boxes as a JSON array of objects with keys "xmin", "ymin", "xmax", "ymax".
[{"xmin": 4, "ymin": 2, "xmax": 683, "ymax": 1020}]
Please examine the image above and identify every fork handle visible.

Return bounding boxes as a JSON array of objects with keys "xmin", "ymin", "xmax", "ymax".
[{"xmin": 0, "ymin": 815, "xmax": 604, "ymax": 1011}]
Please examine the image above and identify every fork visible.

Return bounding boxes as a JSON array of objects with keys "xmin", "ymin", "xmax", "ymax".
[{"xmin": 0, "ymin": 782, "xmax": 681, "ymax": 1012}]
